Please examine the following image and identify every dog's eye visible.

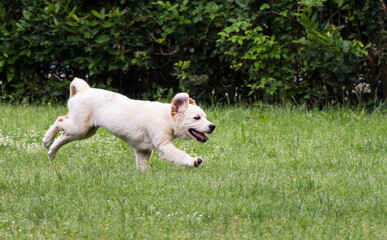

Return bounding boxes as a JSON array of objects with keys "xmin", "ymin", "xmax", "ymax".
[{"xmin": 193, "ymin": 116, "xmax": 201, "ymax": 120}]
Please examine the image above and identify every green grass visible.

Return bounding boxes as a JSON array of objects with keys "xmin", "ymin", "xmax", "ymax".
[{"xmin": 0, "ymin": 104, "xmax": 386, "ymax": 239}]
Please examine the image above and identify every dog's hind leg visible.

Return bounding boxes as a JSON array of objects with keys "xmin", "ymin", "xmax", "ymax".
[
  {"xmin": 42, "ymin": 115, "xmax": 69, "ymax": 149},
  {"xmin": 45, "ymin": 113, "xmax": 97, "ymax": 160},
  {"xmin": 135, "ymin": 150, "xmax": 153, "ymax": 171},
  {"xmin": 47, "ymin": 126, "xmax": 98, "ymax": 160},
  {"xmin": 47, "ymin": 133, "xmax": 73, "ymax": 160}
]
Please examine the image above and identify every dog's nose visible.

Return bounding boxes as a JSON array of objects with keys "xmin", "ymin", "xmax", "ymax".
[{"xmin": 209, "ymin": 124, "xmax": 216, "ymax": 132}]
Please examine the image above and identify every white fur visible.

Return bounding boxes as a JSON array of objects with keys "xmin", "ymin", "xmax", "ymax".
[{"xmin": 42, "ymin": 77, "xmax": 215, "ymax": 171}]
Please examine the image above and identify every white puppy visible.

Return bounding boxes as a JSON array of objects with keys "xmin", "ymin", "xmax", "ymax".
[{"xmin": 42, "ymin": 77, "xmax": 215, "ymax": 171}]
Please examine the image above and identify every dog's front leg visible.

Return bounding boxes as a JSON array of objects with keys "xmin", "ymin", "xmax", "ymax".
[
  {"xmin": 157, "ymin": 143, "xmax": 202, "ymax": 167},
  {"xmin": 135, "ymin": 150, "xmax": 152, "ymax": 171}
]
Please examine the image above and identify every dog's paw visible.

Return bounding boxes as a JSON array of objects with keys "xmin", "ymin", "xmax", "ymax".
[
  {"xmin": 47, "ymin": 149, "xmax": 56, "ymax": 161},
  {"xmin": 193, "ymin": 157, "xmax": 203, "ymax": 167},
  {"xmin": 42, "ymin": 137, "xmax": 53, "ymax": 149}
]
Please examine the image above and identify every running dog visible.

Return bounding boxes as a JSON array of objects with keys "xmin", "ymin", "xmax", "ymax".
[{"xmin": 42, "ymin": 78, "xmax": 215, "ymax": 171}]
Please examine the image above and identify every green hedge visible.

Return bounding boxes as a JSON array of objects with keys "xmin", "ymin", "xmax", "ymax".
[{"xmin": 0, "ymin": 0, "xmax": 386, "ymax": 104}]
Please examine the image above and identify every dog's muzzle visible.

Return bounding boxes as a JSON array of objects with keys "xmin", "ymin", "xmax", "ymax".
[{"xmin": 189, "ymin": 124, "xmax": 215, "ymax": 143}]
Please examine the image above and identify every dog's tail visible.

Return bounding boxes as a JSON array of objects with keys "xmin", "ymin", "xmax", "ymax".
[{"xmin": 70, "ymin": 77, "xmax": 90, "ymax": 98}]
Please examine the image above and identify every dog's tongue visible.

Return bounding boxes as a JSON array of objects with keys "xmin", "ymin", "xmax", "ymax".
[
  {"xmin": 193, "ymin": 130, "xmax": 209, "ymax": 141},
  {"xmin": 201, "ymin": 134, "xmax": 209, "ymax": 141}
]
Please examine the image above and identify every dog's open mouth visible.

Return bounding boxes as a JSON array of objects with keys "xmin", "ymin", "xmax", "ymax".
[{"xmin": 189, "ymin": 129, "xmax": 209, "ymax": 143}]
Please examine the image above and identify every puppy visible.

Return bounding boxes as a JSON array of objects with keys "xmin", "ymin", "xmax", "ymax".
[{"xmin": 42, "ymin": 77, "xmax": 215, "ymax": 171}]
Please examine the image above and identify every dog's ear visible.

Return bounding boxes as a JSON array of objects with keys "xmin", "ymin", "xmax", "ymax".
[
  {"xmin": 171, "ymin": 93, "xmax": 189, "ymax": 118},
  {"xmin": 189, "ymin": 98, "xmax": 196, "ymax": 105}
]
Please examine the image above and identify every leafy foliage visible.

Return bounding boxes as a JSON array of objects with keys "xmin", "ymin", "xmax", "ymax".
[
  {"xmin": 0, "ymin": 0, "xmax": 385, "ymax": 104},
  {"xmin": 294, "ymin": 7, "xmax": 370, "ymax": 101},
  {"xmin": 217, "ymin": 20, "xmax": 294, "ymax": 99}
]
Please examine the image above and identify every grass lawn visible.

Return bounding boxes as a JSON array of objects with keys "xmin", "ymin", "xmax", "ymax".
[{"xmin": 0, "ymin": 103, "xmax": 386, "ymax": 239}]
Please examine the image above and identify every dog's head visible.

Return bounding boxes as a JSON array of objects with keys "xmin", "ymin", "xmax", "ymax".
[{"xmin": 171, "ymin": 93, "xmax": 215, "ymax": 143}]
